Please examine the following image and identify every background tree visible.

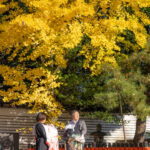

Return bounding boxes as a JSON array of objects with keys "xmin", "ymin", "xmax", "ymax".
[
  {"xmin": 94, "ymin": 43, "xmax": 150, "ymax": 144},
  {"xmin": 56, "ymin": 35, "xmax": 104, "ymax": 111},
  {"xmin": 0, "ymin": 0, "xmax": 149, "ymax": 126}
]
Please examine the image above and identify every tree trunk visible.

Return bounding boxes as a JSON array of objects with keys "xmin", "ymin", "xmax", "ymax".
[
  {"xmin": 119, "ymin": 99, "xmax": 126, "ymax": 143},
  {"xmin": 133, "ymin": 118, "xmax": 146, "ymax": 144}
]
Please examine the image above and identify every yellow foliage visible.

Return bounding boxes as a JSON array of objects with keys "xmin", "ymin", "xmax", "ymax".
[{"xmin": 0, "ymin": 0, "xmax": 149, "ymax": 123}]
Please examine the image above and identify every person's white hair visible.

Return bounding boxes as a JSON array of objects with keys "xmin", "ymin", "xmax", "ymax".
[{"xmin": 71, "ymin": 110, "xmax": 79, "ymax": 116}]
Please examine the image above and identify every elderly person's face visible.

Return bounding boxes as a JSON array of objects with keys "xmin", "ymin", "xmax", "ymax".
[{"xmin": 72, "ymin": 111, "xmax": 79, "ymax": 122}]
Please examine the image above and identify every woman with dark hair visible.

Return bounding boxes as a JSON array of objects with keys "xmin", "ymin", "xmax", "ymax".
[{"xmin": 34, "ymin": 112, "xmax": 50, "ymax": 150}]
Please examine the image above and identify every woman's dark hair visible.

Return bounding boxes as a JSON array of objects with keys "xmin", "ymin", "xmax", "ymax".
[{"xmin": 36, "ymin": 112, "xmax": 47, "ymax": 122}]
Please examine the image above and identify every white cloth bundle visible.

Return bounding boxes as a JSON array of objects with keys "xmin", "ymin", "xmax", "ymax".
[
  {"xmin": 65, "ymin": 124, "xmax": 75, "ymax": 131},
  {"xmin": 43, "ymin": 124, "xmax": 59, "ymax": 150}
]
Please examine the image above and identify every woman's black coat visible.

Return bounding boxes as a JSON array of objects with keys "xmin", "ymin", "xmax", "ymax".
[{"xmin": 35, "ymin": 123, "xmax": 48, "ymax": 150}]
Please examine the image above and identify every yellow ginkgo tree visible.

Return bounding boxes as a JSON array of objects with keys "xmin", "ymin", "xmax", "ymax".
[{"xmin": 0, "ymin": 0, "xmax": 149, "ymax": 125}]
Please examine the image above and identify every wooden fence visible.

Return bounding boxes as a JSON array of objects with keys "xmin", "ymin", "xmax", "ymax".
[{"xmin": 1, "ymin": 108, "xmax": 150, "ymax": 150}]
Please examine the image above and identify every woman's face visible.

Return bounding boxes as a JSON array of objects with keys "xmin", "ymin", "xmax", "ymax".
[{"xmin": 40, "ymin": 119, "xmax": 46, "ymax": 123}]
